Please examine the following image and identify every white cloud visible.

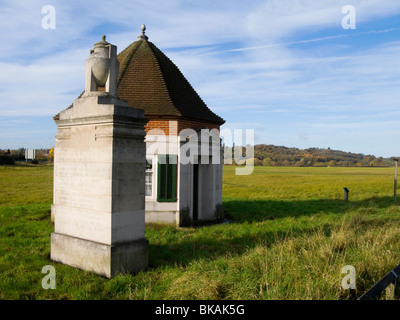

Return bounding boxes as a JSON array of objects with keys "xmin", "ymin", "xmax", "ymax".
[
  {"xmin": 0, "ymin": 47, "xmax": 87, "ymax": 116},
  {"xmin": 245, "ymin": 0, "xmax": 400, "ymax": 42}
]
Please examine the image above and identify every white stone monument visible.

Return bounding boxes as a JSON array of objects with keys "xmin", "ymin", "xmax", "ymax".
[{"xmin": 51, "ymin": 36, "xmax": 149, "ymax": 278}]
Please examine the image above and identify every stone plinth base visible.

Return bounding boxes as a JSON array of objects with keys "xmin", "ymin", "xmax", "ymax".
[{"xmin": 51, "ymin": 233, "xmax": 148, "ymax": 278}]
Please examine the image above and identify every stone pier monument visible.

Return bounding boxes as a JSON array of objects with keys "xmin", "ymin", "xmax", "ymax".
[{"xmin": 51, "ymin": 36, "xmax": 148, "ymax": 278}]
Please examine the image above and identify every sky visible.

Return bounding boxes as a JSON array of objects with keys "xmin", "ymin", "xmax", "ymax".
[{"xmin": 1, "ymin": 0, "xmax": 400, "ymax": 158}]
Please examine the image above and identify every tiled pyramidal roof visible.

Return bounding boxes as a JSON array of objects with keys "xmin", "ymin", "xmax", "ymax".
[{"xmin": 116, "ymin": 38, "xmax": 225, "ymax": 124}]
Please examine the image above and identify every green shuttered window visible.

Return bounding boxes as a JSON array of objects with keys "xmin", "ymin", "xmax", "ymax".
[{"xmin": 157, "ymin": 155, "xmax": 177, "ymax": 202}]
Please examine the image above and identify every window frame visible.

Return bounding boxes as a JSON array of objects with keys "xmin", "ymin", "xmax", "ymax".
[{"xmin": 145, "ymin": 157, "xmax": 155, "ymax": 199}]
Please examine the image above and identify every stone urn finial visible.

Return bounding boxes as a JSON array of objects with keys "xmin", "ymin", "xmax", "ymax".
[{"xmin": 84, "ymin": 35, "xmax": 119, "ymax": 98}]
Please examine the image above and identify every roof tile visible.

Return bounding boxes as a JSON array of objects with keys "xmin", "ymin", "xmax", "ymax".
[{"xmin": 117, "ymin": 40, "xmax": 225, "ymax": 124}]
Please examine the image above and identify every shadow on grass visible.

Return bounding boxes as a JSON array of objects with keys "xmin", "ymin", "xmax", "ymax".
[
  {"xmin": 148, "ymin": 227, "xmax": 293, "ymax": 268},
  {"xmin": 148, "ymin": 196, "xmax": 396, "ymax": 268},
  {"xmin": 223, "ymin": 196, "xmax": 395, "ymax": 222}
]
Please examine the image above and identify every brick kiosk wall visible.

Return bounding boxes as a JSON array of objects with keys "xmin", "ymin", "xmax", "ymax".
[
  {"xmin": 177, "ymin": 118, "xmax": 220, "ymax": 132},
  {"xmin": 145, "ymin": 117, "xmax": 221, "ymax": 136},
  {"xmin": 145, "ymin": 119, "xmax": 177, "ymax": 135}
]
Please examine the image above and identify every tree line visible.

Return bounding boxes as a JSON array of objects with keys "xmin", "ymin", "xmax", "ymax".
[
  {"xmin": 232, "ymin": 144, "xmax": 396, "ymax": 167},
  {"xmin": 0, "ymin": 148, "xmax": 54, "ymax": 165},
  {"xmin": 1, "ymin": 145, "xmax": 396, "ymax": 167}
]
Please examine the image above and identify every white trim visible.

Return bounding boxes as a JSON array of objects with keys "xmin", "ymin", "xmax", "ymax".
[{"xmin": 145, "ymin": 157, "xmax": 156, "ymax": 200}]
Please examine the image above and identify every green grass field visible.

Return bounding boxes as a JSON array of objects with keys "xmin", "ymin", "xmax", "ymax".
[{"xmin": 1, "ymin": 164, "xmax": 400, "ymax": 300}]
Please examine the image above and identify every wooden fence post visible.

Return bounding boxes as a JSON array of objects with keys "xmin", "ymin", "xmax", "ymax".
[{"xmin": 344, "ymin": 188, "xmax": 349, "ymax": 202}]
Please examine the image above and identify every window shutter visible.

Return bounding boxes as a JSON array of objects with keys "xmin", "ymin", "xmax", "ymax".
[{"xmin": 157, "ymin": 155, "xmax": 177, "ymax": 202}]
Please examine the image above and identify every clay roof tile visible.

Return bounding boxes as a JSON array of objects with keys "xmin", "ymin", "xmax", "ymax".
[{"xmin": 117, "ymin": 39, "xmax": 225, "ymax": 124}]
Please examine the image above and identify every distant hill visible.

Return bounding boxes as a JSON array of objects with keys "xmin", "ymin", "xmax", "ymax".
[{"xmin": 241, "ymin": 144, "xmax": 395, "ymax": 167}]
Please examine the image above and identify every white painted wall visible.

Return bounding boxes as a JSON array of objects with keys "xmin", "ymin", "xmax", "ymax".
[{"xmin": 144, "ymin": 127, "xmax": 223, "ymax": 226}]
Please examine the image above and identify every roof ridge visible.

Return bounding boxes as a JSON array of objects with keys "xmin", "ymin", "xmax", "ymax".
[
  {"xmin": 149, "ymin": 42, "xmax": 224, "ymax": 123},
  {"xmin": 118, "ymin": 41, "xmax": 136, "ymax": 57},
  {"xmin": 117, "ymin": 41, "xmax": 141, "ymax": 86},
  {"xmin": 146, "ymin": 42, "xmax": 182, "ymax": 117}
]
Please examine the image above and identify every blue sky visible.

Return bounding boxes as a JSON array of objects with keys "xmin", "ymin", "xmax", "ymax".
[{"xmin": 1, "ymin": 0, "xmax": 400, "ymax": 157}]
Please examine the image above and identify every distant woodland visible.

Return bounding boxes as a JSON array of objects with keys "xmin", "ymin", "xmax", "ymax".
[
  {"xmin": 0, "ymin": 148, "xmax": 53, "ymax": 165},
  {"xmin": 0, "ymin": 145, "xmax": 397, "ymax": 167},
  {"xmin": 232, "ymin": 144, "xmax": 396, "ymax": 167}
]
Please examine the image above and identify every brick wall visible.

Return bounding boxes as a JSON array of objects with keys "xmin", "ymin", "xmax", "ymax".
[
  {"xmin": 145, "ymin": 117, "xmax": 220, "ymax": 136},
  {"xmin": 178, "ymin": 119, "xmax": 220, "ymax": 133},
  {"xmin": 145, "ymin": 119, "xmax": 177, "ymax": 135}
]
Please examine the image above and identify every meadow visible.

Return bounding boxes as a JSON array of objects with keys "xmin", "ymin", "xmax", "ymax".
[{"xmin": 1, "ymin": 164, "xmax": 400, "ymax": 300}]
